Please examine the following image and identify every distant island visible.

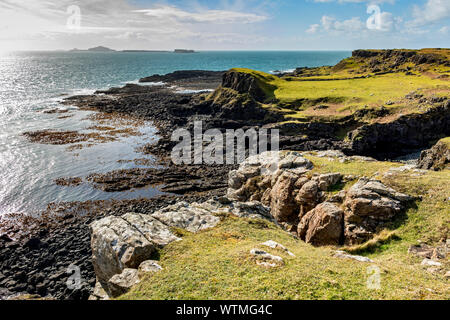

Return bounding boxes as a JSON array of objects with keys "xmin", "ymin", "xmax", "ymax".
[
  {"xmin": 68, "ymin": 47, "xmax": 195, "ymax": 53},
  {"xmin": 174, "ymin": 49, "xmax": 196, "ymax": 53},
  {"xmin": 121, "ymin": 50, "xmax": 170, "ymax": 53},
  {"xmin": 69, "ymin": 46, "xmax": 116, "ymax": 52}
]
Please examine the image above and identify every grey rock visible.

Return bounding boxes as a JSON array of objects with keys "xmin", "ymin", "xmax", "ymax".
[{"xmin": 107, "ymin": 268, "xmax": 140, "ymax": 298}]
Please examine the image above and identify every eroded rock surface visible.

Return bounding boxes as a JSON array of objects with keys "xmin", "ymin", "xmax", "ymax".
[
  {"xmin": 298, "ymin": 202, "xmax": 344, "ymax": 246},
  {"xmin": 90, "ymin": 213, "xmax": 180, "ymax": 285},
  {"xmin": 343, "ymin": 179, "xmax": 413, "ymax": 245},
  {"xmin": 418, "ymin": 139, "xmax": 450, "ymax": 171},
  {"xmin": 227, "ymin": 151, "xmax": 413, "ymax": 246}
]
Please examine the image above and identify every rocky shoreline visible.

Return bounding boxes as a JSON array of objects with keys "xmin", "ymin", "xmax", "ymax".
[{"xmin": 1, "ymin": 50, "xmax": 449, "ymax": 300}]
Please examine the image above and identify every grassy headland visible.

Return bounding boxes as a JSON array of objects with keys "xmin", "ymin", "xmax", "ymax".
[{"xmin": 122, "ymin": 156, "xmax": 449, "ymax": 300}]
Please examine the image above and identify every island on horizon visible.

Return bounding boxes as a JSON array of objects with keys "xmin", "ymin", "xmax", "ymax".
[{"xmin": 68, "ymin": 46, "xmax": 196, "ymax": 53}]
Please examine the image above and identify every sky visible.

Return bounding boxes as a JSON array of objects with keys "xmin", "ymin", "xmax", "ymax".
[{"xmin": 0, "ymin": 0, "xmax": 448, "ymax": 51}]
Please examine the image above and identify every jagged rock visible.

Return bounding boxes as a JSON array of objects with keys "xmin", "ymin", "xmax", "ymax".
[
  {"xmin": 250, "ymin": 249, "xmax": 284, "ymax": 267},
  {"xmin": 270, "ymin": 172, "xmax": 300, "ymax": 222},
  {"xmin": 261, "ymin": 240, "xmax": 295, "ymax": 256},
  {"xmin": 295, "ymin": 180, "xmax": 322, "ymax": 217},
  {"xmin": 107, "ymin": 268, "xmax": 140, "ymax": 298},
  {"xmin": 151, "ymin": 201, "xmax": 221, "ymax": 232},
  {"xmin": 316, "ymin": 173, "xmax": 343, "ymax": 191},
  {"xmin": 138, "ymin": 260, "xmax": 162, "ymax": 279},
  {"xmin": 418, "ymin": 139, "xmax": 450, "ymax": 171},
  {"xmin": 343, "ymin": 178, "xmax": 413, "ymax": 245},
  {"xmin": 298, "ymin": 202, "xmax": 344, "ymax": 246},
  {"xmin": 90, "ymin": 213, "xmax": 180, "ymax": 284},
  {"xmin": 89, "ymin": 281, "xmax": 110, "ymax": 301},
  {"xmin": 334, "ymin": 251, "xmax": 374, "ymax": 263},
  {"xmin": 328, "ymin": 190, "xmax": 347, "ymax": 203},
  {"xmin": 227, "ymin": 151, "xmax": 313, "ymax": 202}
]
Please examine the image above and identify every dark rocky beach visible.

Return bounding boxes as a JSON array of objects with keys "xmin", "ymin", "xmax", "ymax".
[{"xmin": 1, "ymin": 50, "xmax": 449, "ymax": 300}]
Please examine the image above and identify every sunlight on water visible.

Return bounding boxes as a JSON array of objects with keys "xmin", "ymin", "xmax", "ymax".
[{"xmin": 0, "ymin": 50, "xmax": 350, "ymax": 215}]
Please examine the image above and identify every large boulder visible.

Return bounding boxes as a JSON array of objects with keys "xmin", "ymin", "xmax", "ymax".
[
  {"xmin": 270, "ymin": 172, "xmax": 300, "ymax": 222},
  {"xmin": 343, "ymin": 178, "xmax": 413, "ymax": 245},
  {"xmin": 298, "ymin": 202, "xmax": 344, "ymax": 246},
  {"xmin": 90, "ymin": 213, "xmax": 180, "ymax": 285},
  {"xmin": 418, "ymin": 138, "xmax": 450, "ymax": 171},
  {"xmin": 151, "ymin": 201, "xmax": 221, "ymax": 233},
  {"xmin": 295, "ymin": 180, "xmax": 322, "ymax": 218},
  {"xmin": 227, "ymin": 151, "xmax": 313, "ymax": 223}
]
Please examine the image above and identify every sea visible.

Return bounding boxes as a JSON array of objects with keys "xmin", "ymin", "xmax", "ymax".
[{"xmin": 0, "ymin": 50, "xmax": 351, "ymax": 215}]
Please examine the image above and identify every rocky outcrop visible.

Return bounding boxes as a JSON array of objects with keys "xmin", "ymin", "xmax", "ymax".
[
  {"xmin": 90, "ymin": 213, "xmax": 180, "ymax": 285},
  {"xmin": 348, "ymin": 101, "xmax": 450, "ymax": 159},
  {"xmin": 343, "ymin": 179, "xmax": 413, "ymax": 245},
  {"xmin": 89, "ymin": 197, "xmax": 276, "ymax": 298},
  {"xmin": 140, "ymin": 70, "xmax": 224, "ymax": 84},
  {"xmin": 298, "ymin": 202, "xmax": 344, "ymax": 246},
  {"xmin": 228, "ymin": 151, "xmax": 413, "ymax": 246},
  {"xmin": 418, "ymin": 139, "xmax": 450, "ymax": 171},
  {"xmin": 221, "ymin": 71, "xmax": 268, "ymax": 102}
]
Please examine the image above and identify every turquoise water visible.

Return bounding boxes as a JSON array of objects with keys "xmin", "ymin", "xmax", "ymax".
[{"xmin": 0, "ymin": 51, "xmax": 350, "ymax": 215}]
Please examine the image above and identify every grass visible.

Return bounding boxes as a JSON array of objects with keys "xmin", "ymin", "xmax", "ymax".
[
  {"xmin": 121, "ymin": 157, "xmax": 450, "ymax": 300},
  {"xmin": 440, "ymin": 137, "xmax": 450, "ymax": 148},
  {"xmin": 231, "ymin": 68, "xmax": 449, "ymax": 122}
]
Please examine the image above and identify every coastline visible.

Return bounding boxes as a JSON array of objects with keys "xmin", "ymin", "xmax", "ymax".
[{"xmin": 0, "ymin": 49, "xmax": 449, "ymax": 300}]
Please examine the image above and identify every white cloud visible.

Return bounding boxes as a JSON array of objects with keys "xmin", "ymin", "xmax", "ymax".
[
  {"xmin": 410, "ymin": 0, "xmax": 450, "ymax": 26},
  {"xmin": 0, "ymin": 0, "xmax": 269, "ymax": 50},
  {"xmin": 306, "ymin": 23, "xmax": 320, "ymax": 34},
  {"xmin": 307, "ymin": 15, "xmax": 365, "ymax": 33},
  {"xmin": 134, "ymin": 6, "xmax": 267, "ymax": 24}
]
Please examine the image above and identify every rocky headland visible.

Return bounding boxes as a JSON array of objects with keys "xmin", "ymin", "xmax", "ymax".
[{"xmin": 1, "ymin": 49, "xmax": 449, "ymax": 300}]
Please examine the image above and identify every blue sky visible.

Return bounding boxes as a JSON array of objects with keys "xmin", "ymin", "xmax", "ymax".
[{"xmin": 0, "ymin": 0, "xmax": 448, "ymax": 50}]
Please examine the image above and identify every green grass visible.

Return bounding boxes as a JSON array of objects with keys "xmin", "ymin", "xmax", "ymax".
[
  {"xmin": 231, "ymin": 68, "xmax": 449, "ymax": 122},
  {"xmin": 440, "ymin": 137, "xmax": 450, "ymax": 148},
  {"xmin": 121, "ymin": 157, "xmax": 450, "ymax": 300}
]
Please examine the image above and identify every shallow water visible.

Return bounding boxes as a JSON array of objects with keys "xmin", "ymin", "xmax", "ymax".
[{"xmin": 0, "ymin": 50, "xmax": 351, "ymax": 215}]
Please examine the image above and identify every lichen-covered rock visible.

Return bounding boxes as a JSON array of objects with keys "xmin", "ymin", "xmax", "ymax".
[
  {"xmin": 343, "ymin": 178, "xmax": 413, "ymax": 245},
  {"xmin": 250, "ymin": 249, "xmax": 284, "ymax": 267},
  {"xmin": 298, "ymin": 202, "xmax": 344, "ymax": 246},
  {"xmin": 316, "ymin": 173, "xmax": 343, "ymax": 191},
  {"xmin": 90, "ymin": 213, "xmax": 180, "ymax": 284},
  {"xmin": 138, "ymin": 260, "xmax": 163, "ymax": 279},
  {"xmin": 107, "ymin": 268, "xmax": 140, "ymax": 298},
  {"xmin": 227, "ymin": 151, "xmax": 313, "ymax": 202},
  {"xmin": 200, "ymin": 198, "xmax": 274, "ymax": 221},
  {"xmin": 261, "ymin": 240, "xmax": 295, "ymax": 257},
  {"xmin": 151, "ymin": 201, "xmax": 221, "ymax": 232}
]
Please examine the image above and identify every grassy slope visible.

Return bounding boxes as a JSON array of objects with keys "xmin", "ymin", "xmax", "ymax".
[
  {"xmin": 121, "ymin": 157, "xmax": 449, "ymax": 300},
  {"xmin": 231, "ymin": 49, "xmax": 449, "ymax": 123}
]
